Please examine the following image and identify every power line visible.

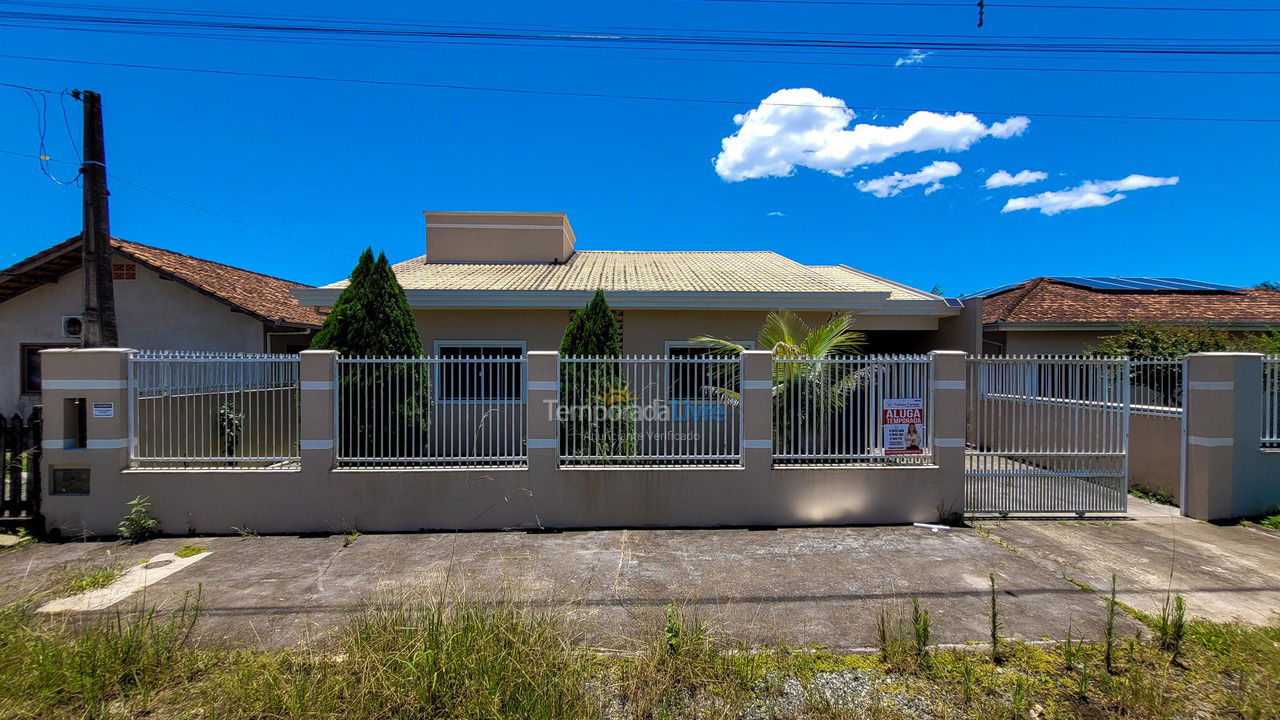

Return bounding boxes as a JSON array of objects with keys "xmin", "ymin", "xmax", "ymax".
[
  {"xmin": 4, "ymin": 53, "xmax": 1278, "ymax": 123},
  {"xmin": 695, "ymin": 0, "xmax": 1280, "ymax": 11},
  {"xmin": 0, "ymin": 147, "xmax": 348, "ymax": 256}
]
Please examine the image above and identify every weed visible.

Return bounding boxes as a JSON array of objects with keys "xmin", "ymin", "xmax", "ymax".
[
  {"xmin": 1154, "ymin": 593, "xmax": 1187, "ymax": 662},
  {"xmin": 58, "ymin": 561, "xmax": 124, "ymax": 595},
  {"xmin": 174, "ymin": 544, "xmax": 206, "ymax": 559},
  {"xmin": 231, "ymin": 525, "xmax": 258, "ymax": 538},
  {"xmin": 343, "ymin": 531, "xmax": 361, "ymax": 548},
  {"xmin": 1104, "ymin": 574, "xmax": 1118, "ymax": 674},
  {"xmin": 1129, "ymin": 486, "xmax": 1176, "ymax": 506},
  {"xmin": 663, "ymin": 600, "xmax": 682, "ymax": 654},
  {"xmin": 1259, "ymin": 513, "xmax": 1280, "ymax": 531},
  {"xmin": 118, "ymin": 495, "xmax": 160, "ymax": 543},
  {"xmin": 910, "ymin": 595, "xmax": 931, "ymax": 667},
  {"xmin": 1062, "ymin": 624, "xmax": 1083, "ymax": 671},
  {"xmin": 989, "ymin": 573, "xmax": 1002, "ymax": 663}
]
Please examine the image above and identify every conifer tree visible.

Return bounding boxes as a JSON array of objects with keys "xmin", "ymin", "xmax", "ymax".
[
  {"xmin": 311, "ymin": 249, "xmax": 425, "ymax": 460},
  {"xmin": 559, "ymin": 291, "xmax": 633, "ymax": 461}
]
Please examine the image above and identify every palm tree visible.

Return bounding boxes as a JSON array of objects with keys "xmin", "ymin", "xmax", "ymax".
[{"xmin": 691, "ymin": 311, "xmax": 866, "ymax": 456}]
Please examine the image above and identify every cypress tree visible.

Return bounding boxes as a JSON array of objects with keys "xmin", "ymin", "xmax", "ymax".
[
  {"xmin": 559, "ymin": 291, "xmax": 633, "ymax": 461},
  {"xmin": 311, "ymin": 248, "xmax": 426, "ymax": 460},
  {"xmin": 310, "ymin": 248, "xmax": 423, "ymax": 356}
]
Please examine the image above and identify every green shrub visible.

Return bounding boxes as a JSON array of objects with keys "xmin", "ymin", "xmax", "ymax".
[
  {"xmin": 558, "ymin": 290, "xmax": 634, "ymax": 461},
  {"xmin": 118, "ymin": 496, "xmax": 160, "ymax": 543}
]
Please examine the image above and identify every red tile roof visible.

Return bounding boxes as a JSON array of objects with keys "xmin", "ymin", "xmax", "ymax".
[
  {"xmin": 981, "ymin": 277, "xmax": 1280, "ymax": 326},
  {"xmin": 0, "ymin": 236, "xmax": 322, "ymax": 328}
]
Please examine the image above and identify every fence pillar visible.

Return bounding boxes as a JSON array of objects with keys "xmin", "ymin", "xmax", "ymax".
[
  {"xmin": 299, "ymin": 351, "xmax": 338, "ymax": 470},
  {"xmin": 526, "ymin": 351, "xmax": 559, "ymax": 474},
  {"xmin": 928, "ymin": 350, "xmax": 967, "ymax": 517},
  {"xmin": 1183, "ymin": 352, "xmax": 1266, "ymax": 520},
  {"xmin": 740, "ymin": 350, "xmax": 774, "ymax": 472}
]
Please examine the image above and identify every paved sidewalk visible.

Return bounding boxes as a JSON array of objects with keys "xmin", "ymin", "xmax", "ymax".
[{"xmin": 1, "ymin": 500, "xmax": 1275, "ymax": 651}]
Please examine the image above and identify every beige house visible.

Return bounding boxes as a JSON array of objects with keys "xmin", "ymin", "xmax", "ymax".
[
  {"xmin": 292, "ymin": 212, "xmax": 980, "ymax": 355},
  {"xmin": 0, "ymin": 236, "xmax": 322, "ymax": 416}
]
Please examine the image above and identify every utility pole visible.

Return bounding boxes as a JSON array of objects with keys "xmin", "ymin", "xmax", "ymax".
[{"xmin": 74, "ymin": 89, "xmax": 118, "ymax": 347}]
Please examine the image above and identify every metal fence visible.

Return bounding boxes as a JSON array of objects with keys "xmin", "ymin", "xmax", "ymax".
[
  {"xmin": 1265, "ymin": 356, "xmax": 1280, "ymax": 449},
  {"xmin": 129, "ymin": 352, "xmax": 301, "ymax": 468},
  {"xmin": 558, "ymin": 355, "xmax": 742, "ymax": 467},
  {"xmin": 1128, "ymin": 359, "xmax": 1183, "ymax": 416},
  {"xmin": 773, "ymin": 355, "xmax": 933, "ymax": 465},
  {"xmin": 336, "ymin": 356, "xmax": 527, "ymax": 468},
  {"xmin": 966, "ymin": 356, "xmax": 1128, "ymax": 514}
]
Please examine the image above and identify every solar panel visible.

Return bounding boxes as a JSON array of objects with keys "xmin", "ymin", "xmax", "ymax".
[
  {"xmin": 1050, "ymin": 276, "xmax": 1242, "ymax": 292},
  {"xmin": 943, "ymin": 297, "xmax": 964, "ymax": 308},
  {"xmin": 960, "ymin": 282, "xmax": 1024, "ymax": 299}
]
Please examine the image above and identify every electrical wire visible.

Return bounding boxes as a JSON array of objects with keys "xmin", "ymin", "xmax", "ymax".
[
  {"xmin": 0, "ymin": 147, "xmax": 349, "ymax": 256},
  {"xmin": 4, "ymin": 53, "xmax": 1278, "ymax": 123}
]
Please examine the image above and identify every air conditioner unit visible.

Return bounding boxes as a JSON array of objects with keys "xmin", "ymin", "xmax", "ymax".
[{"xmin": 61, "ymin": 315, "xmax": 83, "ymax": 338}]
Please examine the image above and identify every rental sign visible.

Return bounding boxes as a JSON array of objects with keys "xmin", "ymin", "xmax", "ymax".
[{"xmin": 882, "ymin": 398, "xmax": 925, "ymax": 455}]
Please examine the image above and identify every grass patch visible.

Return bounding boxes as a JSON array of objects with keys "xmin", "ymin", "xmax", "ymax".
[
  {"xmin": 1130, "ymin": 486, "xmax": 1177, "ymax": 506},
  {"xmin": 1258, "ymin": 514, "xmax": 1280, "ymax": 531},
  {"xmin": 174, "ymin": 544, "xmax": 206, "ymax": 558},
  {"xmin": 0, "ymin": 590, "xmax": 1276, "ymax": 719},
  {"xmin": 57, "ymin": 561, "xmax": 125, "ymax": 596}
]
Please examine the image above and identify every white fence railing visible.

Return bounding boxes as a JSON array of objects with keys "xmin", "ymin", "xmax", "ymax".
[
  {"xmin": 128, "ymin": 352, "xmax": 301, "ymax": 468},
  {"xmin": 773, "ymin": 355, "xmax": 933, "ymax": 466},
  {"xmin": 1129, "ymin": 359, "xmax": 1184, "ymax": 417},
  {"xmin": 336, "ymin": 356, "xmax": 527, "ymax": 468},
  {"xmin": 1265, "ymin": 356, "xmax": 1280, "ymax": 449},
  {"xmin": 558, "ymin": 355, "xmax": 742, "ymax": 467}
]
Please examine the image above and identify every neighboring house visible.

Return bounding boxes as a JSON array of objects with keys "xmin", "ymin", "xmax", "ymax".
[
  {"xmin": 0, "ymin": 236, "xmax": 323, "ymax": 415},
  {"xmin": 292, "ymin": 211, "xmax": 980, "ymax": 357},
  {"xmin": 970, "ymin": 276, "xmax": 1280, "ymax": 355}
]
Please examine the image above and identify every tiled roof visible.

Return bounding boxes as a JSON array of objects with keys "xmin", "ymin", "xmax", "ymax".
[
  {"xmin": 328, "ymin": 251, "xmax": 932, "ymax": 300},
  {"xmin": 112, "ymin": 240, "xmax": 323, "ymax": 327},
  {"xmin": 981, "ymin": 277, "xmax": 1280, "ymax": 326},
  {"xmin": 0, "ymin": 236, "xmax": 322, "ymax": 328}
]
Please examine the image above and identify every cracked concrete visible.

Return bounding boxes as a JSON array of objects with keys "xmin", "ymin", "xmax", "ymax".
[{"xmin": 1, "ymin": 498, "xmax": 1274, "ymax": 651}]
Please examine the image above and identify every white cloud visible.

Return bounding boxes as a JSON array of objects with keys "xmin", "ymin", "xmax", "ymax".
[
  {"xmin": 1002, "ymin": 174, "xmax": 1180, "ymax": 216},
  {"xmin": 856, "ymin": 160, "xmax": 962, "ymax": 198},
  {"xmin": 895, "ymin": 49, "xmax": 931, "ymax": 67},
  {"xmin": 766, "ymin": 210, "xmax": 786, "ymax": 216},
  {"xmin": 985, "ymin": 169, "xmax": 1048, "ymax": 188},
  {"xmin": 713, "ymin": 88, "xmax": 1030, "ymax": 182}
]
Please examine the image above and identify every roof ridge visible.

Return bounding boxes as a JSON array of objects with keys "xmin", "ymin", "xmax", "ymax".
[
  {"xmin": 993, "ymin": 277, "xmax": 1046, "ymax": 323},
  {"xmin": 111, "ymin": 237, "xmax": 311, "ymax": 288}
]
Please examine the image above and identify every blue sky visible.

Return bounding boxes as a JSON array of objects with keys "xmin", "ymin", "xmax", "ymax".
[{"xmin": 1, "ymin": 0, "xmax": 1277, "ymax": 296}]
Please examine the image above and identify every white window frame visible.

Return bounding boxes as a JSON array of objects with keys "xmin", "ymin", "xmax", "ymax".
[
  {"xmin": 431, "ymin": 340, "xmax": 527, "ymax": 405},
  {"xmin": 663, "ymin": 340, "xmax": 754, "ymax": 403}
]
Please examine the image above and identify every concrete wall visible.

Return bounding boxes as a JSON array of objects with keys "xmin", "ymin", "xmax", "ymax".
[
  {"xmin": 1129, "ymin": 414, "xmax": 1182, "ymax": 502},
  {"xmin": 999, "ymin": 330, "xmax": 1109, "ymax": 356},
  {"xmin": 38, "ymin": 349, "xmax": 969, "ymax": 535},
  {"xmin": 1, "ymin": 263, "xmax": 269, "ymax": 416},
  {"xmin": 1183, "ymin": 353, "xmax": 1280, "ymax": 520}
]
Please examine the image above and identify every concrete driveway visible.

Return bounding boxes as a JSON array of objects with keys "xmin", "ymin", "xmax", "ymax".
[{"xmin": 2, "ymin": 498, "xmax": 1275, "ymax": 651}]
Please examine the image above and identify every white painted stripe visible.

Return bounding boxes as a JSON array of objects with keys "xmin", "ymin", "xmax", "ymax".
[
  {"xmin": 1188, "ymin": 381, "xmax": 1233, "ymax": 391},
  {"xmin": 87, "ymin": 438, "xmax": 129, "ymax": 450},
  {"xmin": 301, "ymin": 380, "xmax": 333, "ymax": 391},
  {"xmin": 301, "ymin": 439, "xmax": 334, "ymax": 450},
  {"xmin": 42, "ymin": 438, "xmax": 67, "ymax": 449},
  {"xmin": 742, "ymin": 380, "xmax": 773, "ymax": 390},
  {"xmin": 527, "ymin": 438, "xmax": 556, "ymax": 449},
  {"xmin": 1189, "ymin": 436, "xmax": 1234, "ymax": 447},
  {"xmin": 43, "ymin": 379, "xmax": 126, "ymax": 390},
  {"xmin": 935, "ymin": 380, "xmax": 966, "ymax": 390},
  {"xmin": 39, "ymin": 551, "xmax": 211, "ymax": 614},
  {"xmin": 933, "ymin": 437, "xmax": 966, "ymax": 448},
  {"xmin": 743, "ymin": 439, "xmax": 772, "ymax": 449},
  {"xmin": 426, "ymin": 223, "xmax": 564, "ymax": 230},
  {"xmin": 527, "ymin": 381, "xmax": 558, "ymax": 391}
]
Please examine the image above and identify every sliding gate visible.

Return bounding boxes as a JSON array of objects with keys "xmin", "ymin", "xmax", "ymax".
[{"xmin": 965, "ymin": 356, "xmax": 1129, "ymax": 514}]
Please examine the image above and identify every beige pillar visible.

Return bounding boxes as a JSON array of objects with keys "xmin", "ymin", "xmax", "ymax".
[
  {"xmin": 525, "ymin": 351, "xmax": 559, "ymax": 473},
  {"xmin": 1183, "ymin": 352, "xmax": 1265, "ymax": 520},
  {"xmin": 928, "ymin": 350, "xmax": 968, "ymax": 517},
  {"xmin": 740, "ymin": 350, "xmax": 773, "ymax": 471},
  {"xmin": 299, "ymin": 350, "xmax": 337, "ymax": 469}
]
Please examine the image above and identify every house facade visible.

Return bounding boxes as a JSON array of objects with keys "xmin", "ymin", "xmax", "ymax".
[
  {"xmin": 0, "ymin": 237, "xmax": 322, "ymax": 415},
  {"xmin": 970, "ymin": 276, "xmax": 1280, "ymax": 355},
  {"xmin": 292, "ymin": 211, "xmax": 982, "ymax": 356}
]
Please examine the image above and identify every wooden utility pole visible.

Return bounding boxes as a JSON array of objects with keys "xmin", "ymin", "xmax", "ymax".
[{"xmin": 74, "ymin": 89, "xmax": 118, "ymax": 347}]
